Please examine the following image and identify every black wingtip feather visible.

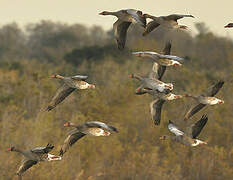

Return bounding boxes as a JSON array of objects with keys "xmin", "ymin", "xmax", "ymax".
[
  {"xmin": 201, "ymin": 114, "xmax": 208, "ymax": 121},
  {"xmin": 154, "ymin": 120, "xmax": 160, "ymax": 126},
  {"xmin": 46, "ymin": 106, "xmax": 53, "ymax": 111},
  {"xmin": 218, "ymin": 81, "xmax": 225, "ymax": 86},
  {"xmin": 59, "ymin": 149, "xmax": 64, "ymax": 157},
  {"xmin": 109, "ymin": 125, "xmax": 119, "ymax": 133},
  {"xmin": 168, "ymin": 120, "xmax": 173, "ymax": 124}
]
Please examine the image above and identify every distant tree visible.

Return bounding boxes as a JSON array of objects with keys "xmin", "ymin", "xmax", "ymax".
[
  {"xmin": 195, "ymin": 22, "xmax": 209, "ymax": 35},
  {"xmin": 0, "ymin": 23, "xmax": 27, "ymax": 61}
]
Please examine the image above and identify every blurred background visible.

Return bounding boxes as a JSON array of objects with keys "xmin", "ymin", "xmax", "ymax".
[{"xmin": 0, "ymin": 1, "xmax": 233, "ymax": 180}]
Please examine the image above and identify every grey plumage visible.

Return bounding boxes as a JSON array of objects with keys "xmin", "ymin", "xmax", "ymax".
[
  {"xmin": 59, "ymin": 121, "xmax": 118, "ymax": 156},
  {"xmin": 184, "ymin": 81, "xmax": 224, "ymax": 120}
]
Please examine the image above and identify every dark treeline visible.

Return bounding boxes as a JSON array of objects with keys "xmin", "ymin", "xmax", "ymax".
[{"xmin": 0, "ymin": 21, "xmax": 233, "ymax": 180}]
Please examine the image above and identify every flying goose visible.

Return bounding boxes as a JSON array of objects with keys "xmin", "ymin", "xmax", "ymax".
[
  {"xmin": 224, "ymin": 23, "xmax": 233, "ymax": 28},
  {"xmin": 8, "ymin": 143, "xmax": 61, "ymax": 179},
  {"xmin": 129, "ymin": 73, "xmax": 173, "ymax": 93},
  {"xmin": 160, "ymin": 114, "xmax": 208, "ymax": 146},
  {"xmin": 148, "ymin": 42, "xmax": 171, "ymax": 81},
  {"xmin": 99, "ymin": 9, "xmax": 146, "ymax": 50},
  {"xmin": 46, "ymin": 74, "xmax": 95, "ymax": 111},
  {"xmin": 183, "ymin": 81, "xmax": 224, "ymax": 121},
  {"xmin": 132, "ymin": 46, "xmax": 185, "ymax": 68},
  {"xmin": 59, "ymin": 121, "xmax": 118, "ymax": 156},
  {"xmin": 143, "ymin": 14, "xmax": 194, "ymax": 36},
  {"xmin": 139, "ymin": 88, "xmax": 183, "ymax": 125},
  {"xmin": 132, "ymin": 51, "xmax": 183, "ymax": 67}
]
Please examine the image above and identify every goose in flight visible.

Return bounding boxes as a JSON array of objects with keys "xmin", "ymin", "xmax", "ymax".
[
  {"xmin": 132, "ymin": 51, "xmax": 183, "ymax": 67},
  {"xmin": 139, "ymin": 88, "xmax": 183, "ymax": 125},
  {"xmin": 46, "ymin": 74, "xmax": 95, "ymax": 111},
  {"xmin": 8, "ymin": 143, "xmax": 61, "ymax": 179},
  {"xmin": 183, "ymin": 81, "xmax": 224, "ymax": 121},
  {"xmin": 148, "ymin": 42, "xmax": 171, "ymax": 81},
  {"xmin": 224, "ymin": 23, "xmax": 233, "ymax": 28},
  {"xmin": 132, "ymin": 46, "xmax": 185, "ymax": 67},
  {"xmin": 160, "ymin": 114, "xmax": 208, "ymax": 146},
  {"xmin": 129, "ymin": 73, "xmax": 173, "ymax": 93},
  {"xmin": 143, "ymin": 14, "xmax": 194, "ymax": 36},
  {"xmin": 99, "ymin": 9, "xmax": 146, "ymax": 50},
  {"xmin": 59, "ymin": 121, "xmax": 118, "ymax": 156}
]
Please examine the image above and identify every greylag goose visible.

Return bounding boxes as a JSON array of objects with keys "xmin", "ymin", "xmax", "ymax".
[
  {"xmin": 8, "ymin": 143, "xmax": 61, "ymax": 179},
  {"xmin": 183, "ymin": 81, "xmax": 224, "ymax": 121},
  {"xmin": 46, "ymin": 74, "xmax": 95, "ymax": 111},
  {"xmin": 139, "ymin": 88, "xmax": 182, "ymax": 125},
  {"xmin": 143, "ymin": 14, "xmax": 194, "ymax": 36},
  {"xmin": 224, "ymin": 23, "xmax": 233, "ymax": 28},
  {"xmin": 129, "ymin": 73, "xmax": 173, "ymax": 93},
  {"xmin": 132, "ymin": 50, "xmax": 184, "ymax": 67},
  {"xmin": 99, "ymin": 9, "xmax": 146, "ymax": 50},
  {"xmin": 149, "ymin": 42, "xmax": 171, "ymax": 81},
  {"xmin": 59, "ymin": 121, "xmax": 118, "ymax": 156},
  {"xmin": 160, "ymin": 114, "xmax": 208, "ymax": 147}
]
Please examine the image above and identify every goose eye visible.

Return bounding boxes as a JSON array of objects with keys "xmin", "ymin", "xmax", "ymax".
[{"xmin": 194, "ymin": 140, "xmax": 197, "ymax": 144}]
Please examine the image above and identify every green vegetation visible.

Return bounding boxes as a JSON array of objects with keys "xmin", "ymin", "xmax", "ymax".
[{"xmin": 0, "ymin": 21, "xmax": 233, "ymax": 180}]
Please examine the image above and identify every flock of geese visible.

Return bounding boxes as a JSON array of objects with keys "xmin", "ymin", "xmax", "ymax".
[{"xmin": 8, "ymin": 9, "xmax": 231, "ymax": 179}]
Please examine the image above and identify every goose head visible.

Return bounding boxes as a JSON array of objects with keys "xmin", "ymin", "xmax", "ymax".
[
  {"xmin": 128, "ymin": 74, "xmax": 134, "ymax": 78},
  {"xmin": 50, "ymin": 74, "xmax": 64, "ymax": 79},
  {"xmin": 224, "ymin": 23, "xmax": 233, "ymax": 28},
  {"xmin": 99, "ymin": 11, "xmax": 111, "ymax": 15},
  {"xmin": 183, "ymin": 94, "xmax": 193, "ymax": 98},
  {"xmin": 159, "ymin": 135, "xmax": 168, "ymax": 140},
  {"xmin": 50, "ymin": 74, "xmax": 56, "ymax": 78},
  {"xmin": 135, "ymin": 87, "xmax": 144, "ymax": 94},
  {"xmin": 7, "ymin": 147, "xmax": 15, "ymax": 151},
  {"xmin": 64, "ymin": 122, "xmax": 76, "ymax": 127}
]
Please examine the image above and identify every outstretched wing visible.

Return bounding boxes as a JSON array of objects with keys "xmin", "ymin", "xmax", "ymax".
[
  {"xmin": 59, "ymin": 132, "xmax": 86, "ymax": 156},
  {"xmin": 150, "ymin": 99, "xmax": 165, "ymax": 125},
  {"xmin": 46, "ymin": 84, "xmax": 76, "ymax": 111},
  {"xmin": 164, "ymin": 14, "xmax": 194, "ymax": 21},
  {"xmin": 149, "ymin": 62, "xmax": 161, "ymax": 80},
  {"xmin": 85, "ymin": 121, "xmax": 119, "ymax": 132},
  {"xmin": 184, "ymin": 104, "xmax": 206, "ymax": 121},
  {"xmin": 148, "ymin": 42, "xmax": 171, "ymax": 80},
  {"xmin": 71, "ymin": 75, "xmax": 88, "ymax": 80},
  {"xmin": 201, "ymin": 81, "xmax": 224, "ymax": 97},
  {"xmin": 162, "ymin": 42, "xmax": 172, "ymax": 55},
  {"xmin": 152, "ymin": 42, "xmax": 171, "ymax": 80},
  {"xmin": 184, "ymin": 81, "xmax": 224, "ymax": 120},
  {"xmin": 113, "ymin": 19, "xmax": 131, "ymax": 50},
  {"xmin": 157, "ymin": 54, "xmax": 185, "ymax": 61},
  {"xmin": 16, "ymin": 160, "xmax": 38, "ymax": 176},
  {"xmin": 31, "ymin": 143, "xmax": 54, "ymax": 154},
  {"xmin": 168, "ymin": 120, "xmax": 185, "ymax": 136},
  {"xmin": 186, "ymin": 114, "xmax": 208, "ymax": 138},
  {"xmin": 143, "ymin": 20, "xmax": 160, "ymax": 36}
]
